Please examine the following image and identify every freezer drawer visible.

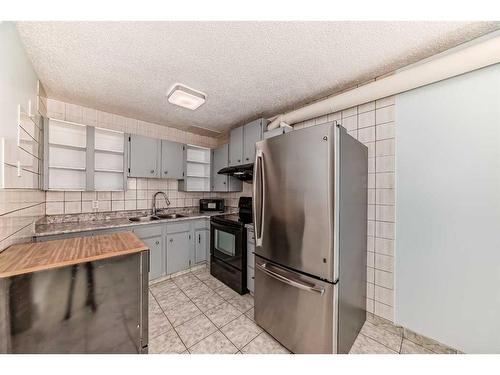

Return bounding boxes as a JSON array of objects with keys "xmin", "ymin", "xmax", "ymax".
[{"xmin": 254, "ymin": 256, "xmax": 337, "ymax": 354}]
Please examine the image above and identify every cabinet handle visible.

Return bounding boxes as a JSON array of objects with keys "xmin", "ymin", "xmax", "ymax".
[
  {"xmin": 150, "ymin": 169, "xmax": 155, "ymax": 174},
  {"xmin": 155, "ymin": 240, "xmax": 159, "ymax": 245},
  {"xmin": 169, "ymin": 238, "xmax": 173, "ymax": 243},
  {"xmin": 238, "ymin": 159, "xmax": 240, "ymax": 162},
  {"xmin": 164, "ymin": 171, "xmax": 168, "ymax": 174},
  {"xmin": 198, "ymin": 234, "xmax": 201, "ymax": 244},
  {"xmin": 246, "ymin": 158, "xmax": 249, "ymax": 161}
]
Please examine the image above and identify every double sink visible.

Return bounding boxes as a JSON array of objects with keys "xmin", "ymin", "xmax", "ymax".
[{"xmin": 129, "ymin": 213, "xmax": 186, "ymax": 222}]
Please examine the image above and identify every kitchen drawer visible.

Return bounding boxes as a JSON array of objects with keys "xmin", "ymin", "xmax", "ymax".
[
  {"xmin": 131, "ymin": 224, "xmax": 163, "ymax": 238},
  {"xmin": 247, "ymin": 242, "xmax": 255, "ymax": 268},
  {"xmin": 193, "ymin": 218, "xmax": 209, "ymax": 230},
  {"xmin": 247, "ymin": 266, "xmax": 254, "ymax": 293},
  {"xmin": 166, "ymin": 221, "xmax": 191, "ymax": 234}
]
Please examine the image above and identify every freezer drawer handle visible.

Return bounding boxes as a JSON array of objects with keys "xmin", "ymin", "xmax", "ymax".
[{"xmin": 256, "ymin": 262, "xmax": 325, "ymax": 296}]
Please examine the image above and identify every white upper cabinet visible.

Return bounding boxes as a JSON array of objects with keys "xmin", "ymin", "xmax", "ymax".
[
  {"xmin": 46, "ymin": 118, "xmax": 88, "ymax": 190},
  {"xmin": 179, "ymin": 144, "xmax": 211, "ymax": 192},
  {"xmin": 127, "ymin": 134, "xmax": 161, "ymax": 178},
  {"xmin": 94, "ymin": 127, "xmax": 126, "ymax": 191},
  {"xmin": 44, "ymin": 119, "xmax": 126, "ymax": 191},
  {"xmin": 228, "ymin": 118, "xmax": 269, "ymax": 167}
]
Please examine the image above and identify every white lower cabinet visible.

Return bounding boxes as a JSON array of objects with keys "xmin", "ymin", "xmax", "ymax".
[
  {"xmin": 34, "ymin": 218, "xmax": 211, "ymax": 282},
  {"xmin": 247, "ymin": 227, "xmax": 255, "ymax": 293}
]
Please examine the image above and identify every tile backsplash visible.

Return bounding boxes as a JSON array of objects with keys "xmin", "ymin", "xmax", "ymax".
[
  {"xmin": 294, "ymin": 95, "xmax": 396, "ymax": 322},
  {"xmin": 46, "ymin": 178, "xmax": 252, "ymax": 216}
]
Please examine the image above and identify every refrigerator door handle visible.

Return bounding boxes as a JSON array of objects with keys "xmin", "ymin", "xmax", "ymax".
[
  {"xmin": 256, "ymin": 262, "xmax": 325, "ymax": 296},
  {"xmin": 253, "ymin": 149, "xmax": 264, "ymax": 246}
]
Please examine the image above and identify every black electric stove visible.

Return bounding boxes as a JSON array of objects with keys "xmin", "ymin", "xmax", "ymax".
[{"xmin": 210, "ymin": 197, "xmax": 252, "ymax": 294}]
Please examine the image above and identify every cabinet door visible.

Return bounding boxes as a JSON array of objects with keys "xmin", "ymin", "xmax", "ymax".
[
  {"xmin": 212, "ymin": 145, "xmax": 228, "ymax": 191},
  {"xmin": 166, "ymin": 231, "xmax": 191, "ymax": 274},
  {"xmin": 229, "ymin": 126, "xmax": 243, "ymax": 166},
  {"xmin": 142, "ymin": 236, "xmax": 164, "ymax": 280},
  {"xmin": 243, "ymin": 119, "xmax": 262, "ymax": 164},
  {"xmin": 161, "ymin": 140, "xmax": 183, "ymax": 179},
  {"xmin": 195, "ymin": 229, "xmax": 208, "ymax": 264},
  {"xmin": 128, "ymin": 135, "xmax": 160, "ymax": 178}
]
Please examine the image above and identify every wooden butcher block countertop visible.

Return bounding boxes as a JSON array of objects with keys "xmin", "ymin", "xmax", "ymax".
[{"xmin": 0, "ymin": 231, "xmax": 148, "ymax": 278}]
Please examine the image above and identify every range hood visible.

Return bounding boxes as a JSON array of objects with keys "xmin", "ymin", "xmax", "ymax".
[{"xmin": 218, "ymin": 163, "xmax": 254, "ymax": 182}]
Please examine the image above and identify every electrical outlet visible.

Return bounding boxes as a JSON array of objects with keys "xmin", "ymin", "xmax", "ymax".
[{"xmin": 92, "ymin": 200, "xmax": 99, "ymax": 209}]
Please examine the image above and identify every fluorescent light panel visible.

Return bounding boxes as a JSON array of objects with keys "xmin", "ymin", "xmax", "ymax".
[{"xmin": 167, "ymin": 84, "xmax": 206, "ymax": 110}]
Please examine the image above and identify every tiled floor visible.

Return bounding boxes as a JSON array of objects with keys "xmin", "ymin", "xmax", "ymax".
[{"xmin": 148, "ymin": 266, "xmax": 453, "ymax": 354}]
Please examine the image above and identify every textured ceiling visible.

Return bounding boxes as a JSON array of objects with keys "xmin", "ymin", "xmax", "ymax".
[{"xmin": 16, "ymin": 21, "xmax": 500, "ymax": 135}]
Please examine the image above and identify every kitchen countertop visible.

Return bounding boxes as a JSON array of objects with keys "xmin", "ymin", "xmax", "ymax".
[
  {"xmin": 34, "ymin": 210, "xmax": 233, "ymax": 237},
  {"xmin": 0, "ymin": 232, "xmax": 148, "ymax": 278}
]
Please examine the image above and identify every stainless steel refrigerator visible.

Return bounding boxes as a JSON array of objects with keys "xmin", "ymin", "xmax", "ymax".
[{"xmin": 253, "ymin": 122, "xmax": 367, "ymax": 354}]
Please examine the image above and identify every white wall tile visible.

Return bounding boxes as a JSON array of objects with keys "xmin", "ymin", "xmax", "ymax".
[
  {"xmin": 376, "ymin": 156, "xmax": 395, "ymax": 173},
  {"xmin": 375, "ymin": 221, "xmax": 395, "ymax": 239},
  {"xmin": 358, "ymin": 111, "xmax": 375, "ymax": 129},
  {"xmin": 376, "ymin": 189, "xmax": 395, "ymax": 205},
  {"xmin": 342, "ymin": 107, "xmax": 357, "ymax": 118},
  {"xmin": 341, "ymin": 116, "xmax": 357, "ymax": 131},
  {"xmin": 358, "ymin": 127, "xmax": 375, "ymax": 143},
  {"xmin": 374, "ymin": 301, "xmax": 394, "ymax": 321},
  {"xmin": 64, "ymin": 201, "xmax": 81, "ymax": 214},
  {"xmin": 375, "ymin": 269, "xmax": 394, "ymax": 289},
  {"xmin": 375, "ymin": 254, "xmax": 394, "ymax": 272},
  {"xmin": 358, "ymin": 101, "xmax": 375, "ymax": 113},
  {"xmin": 376, "ymin": 105, "xmax": 395, "ymax": 124},
  {"xmin": 46, "ymin": 201, "xmax": 64, "ymax": 215},
  {"xmin": 376, "ymin": 173, "xmax": 395, "ymax": 189},
  {"xmin": 375, "ymin": 139, "xmax": 395, "ymax": 157},
  {"xmin": 376, "ymin": 205, "xmax": 395, "ymax": 222},
  {"xmin": 375, "ymin": 238, "xmax": 394, "ymax": 256},
  {"xmin": 376, "ymin": 96, "xmax": 395, "ymax": 109},
  {"xmin": 376, "ymin": 122, "xmax": 395, "ymax": 140},
  {"xmin": 375, "ymin": 286, "xmax": 394, "ymax": 306}
]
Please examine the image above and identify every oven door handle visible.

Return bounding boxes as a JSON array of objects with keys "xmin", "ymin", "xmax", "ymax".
[{"xmin": 256, "ymin": 262, "xmax": 325, "ymax": 296}]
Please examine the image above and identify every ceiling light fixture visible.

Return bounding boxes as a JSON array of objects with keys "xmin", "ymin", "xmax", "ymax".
[{"xmin": 167, "ymin": 84, "xmax": 206, "ymax": 110}]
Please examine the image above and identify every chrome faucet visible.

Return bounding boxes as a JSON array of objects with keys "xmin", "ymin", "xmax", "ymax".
[{"xmin": 152, "ymin": 191, "xmax": 171, "ymax": 216}]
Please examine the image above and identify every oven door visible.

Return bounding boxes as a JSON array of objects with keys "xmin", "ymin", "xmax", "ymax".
[{"xmin": 210, "ymin": 221, "xmax": 244, "ymax": 270}]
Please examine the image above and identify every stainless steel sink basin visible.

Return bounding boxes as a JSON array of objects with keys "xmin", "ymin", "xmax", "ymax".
[
  {"xmin": 128, "ymin": 213, "xmax": 186, "ymax": 222},
  {"xmin": 129, "ymin": 216, "xmax": 160, "ymax": 222},
  {"xmin": 155, "ymin": 213, "xmax": 186, "ymax": 219}
]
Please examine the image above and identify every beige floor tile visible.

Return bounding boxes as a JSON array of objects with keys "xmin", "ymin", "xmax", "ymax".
[
  {"xmin": 192, "ymin": 291, "xmax": 225, "ymax": 312},
  {"xmin": 214, "ymin": 284, "xmax": 240, "ymax": 301},
  {"xmin": 403, "ymin": 328, "xmax": 456, "ymax": 354},
  {"xmin": 188, "ymin": 331, "xmax": 238, "ymax": 354},
  {"xmin": 175, "ymin": 314, "xmax": 217, "ymax": 348},
  {"xmin": 183, "ymin": 282, "xmax": 212, "ymax": 299},
  {"xmin": 155, "ymin": 288, "xmax": 190, "ymax": 311},
  {"xmin": 349, "ymin": 333, "xmax": 397, "ymax": 354},
  {"xmin": 149, "ymin": 309, "xmax": 173, "ymax": 339},
  {"xmin": 220, "ymin": 315, "xmax": 262, "ymax": 349},
  {"xmin": 150, "ymin": 279, "xmax": 178, "ymax": 296},
  {"xmin": 172, "ymin": 273, "xmax": 201, "ymax": 290},
  {"xmin": 245, "ymin": 307, "xmax": 254, "ymax": 321},
  {"xmin": 205, "ymin": 302, "xmax": 242, "ymax": 328},
  {"xmin": 149, "ymin": 330, "xmax": 186, "ymax": 354},
  {"xmin": 400, "ymin": 339, "xmax": 434, "ymax": 354},
  {"xmin": 191, "ymin": 268, "xmax": 211, "ymax": 281},
  {"xmin": 229, "ymin": 294, "xmax": 254, "ymax": 313},
  {"xmin": 203, "ymin": 277, "xmax": 226, "ymax": 290},
  {"xmin": 241, "ymin": 332, "xmax": 289, "ymax": 354},
  {"xmin": 163, "ymin": 300, "xmax": 202, "ymax": 327},
  {"xmin": 366, "ymin": 313, "xmax": 403, "ymax": 336},
  {"xmin": 360, "ymin": 321, "xmax": 402, "ymax": 352}
]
